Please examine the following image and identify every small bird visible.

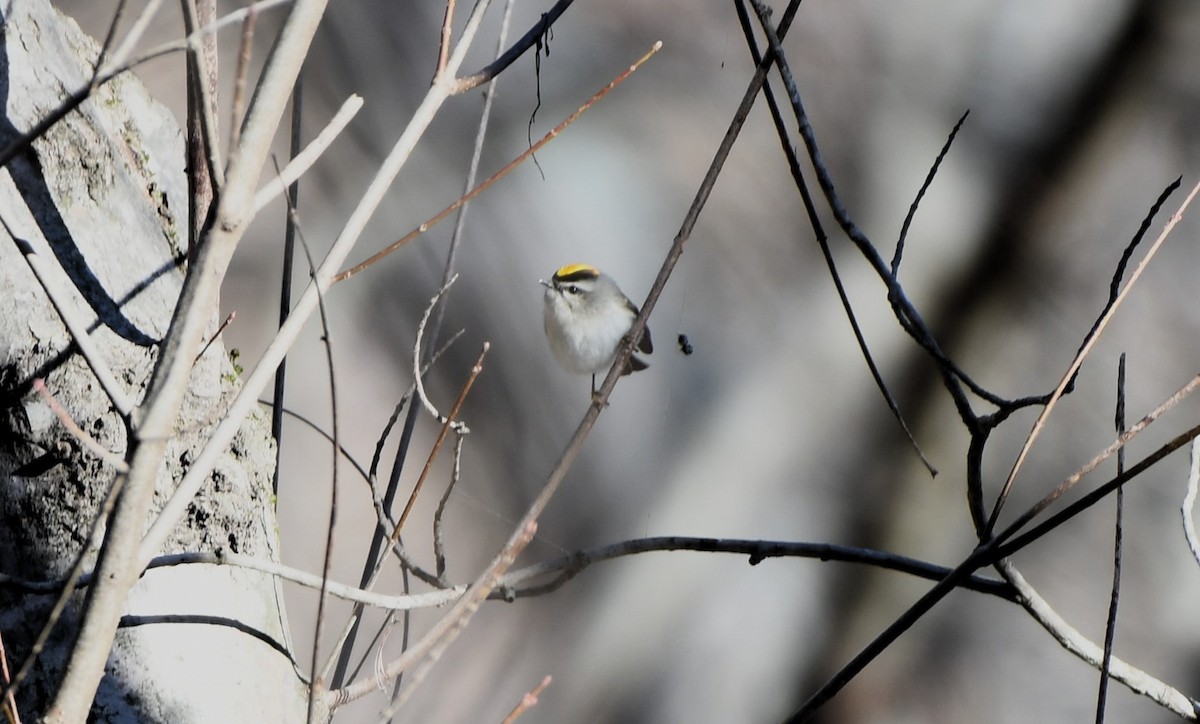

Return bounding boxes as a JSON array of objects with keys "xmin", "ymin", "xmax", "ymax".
[{"xmin": 541, "ymin": 263, "xmax": 653, "ymax": 395}]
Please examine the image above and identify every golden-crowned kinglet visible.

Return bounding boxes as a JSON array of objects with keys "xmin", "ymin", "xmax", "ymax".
[{"xmin": 541, "ymin": 263, "xmax": 653, "ymax": 393}]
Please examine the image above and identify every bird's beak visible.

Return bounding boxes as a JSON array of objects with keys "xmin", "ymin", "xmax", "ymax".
[{"xmin": 539, "ymin": 279, "xmax": 552, "ymax": 289}]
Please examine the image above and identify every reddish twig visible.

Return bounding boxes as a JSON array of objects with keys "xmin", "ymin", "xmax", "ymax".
[
  {"xmin": 501, "ymin": 675, "xmax": 552, "ymax": 724},
  {"xmin": 31, "ymin": 379, "xmax": 128, "ymax": 473},
  {"xmin": 195, "ymin": 311, "xmax": 236, "ymax": 361},
  {"xmin": 332, "ymin": 41, "xmax": 663, "ymax": 284},
  {"xmin": 392, "ymin": 343, "xmax": 490, "ymax": 540},
  {"xmin": 0, "ymin": 627, "xmax": 20, "ymax": 724},
  {"xmin": 228, "ymin": 6, "xmax": 258, "ymax": 151},
  {"xmin": 436, "ymin": 0, "xmax": 456, "ymax": 77}
]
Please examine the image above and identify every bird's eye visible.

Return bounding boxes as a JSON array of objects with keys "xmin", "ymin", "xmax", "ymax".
[{"xmin": 566, "ymin": 285, "xmax": 580, "ymax": 295}]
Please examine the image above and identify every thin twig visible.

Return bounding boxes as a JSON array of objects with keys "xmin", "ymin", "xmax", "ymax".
[
  {"xmin": 1095, "ymin": 353, "xmax": 1126, "ymax": 723},
  {"xmin": 411, "ymin": 276, "xmax": 464, "ymax": 429},
  {"xmin": 453, "ymin": 0, "xmax": 576, "ymax": 92},
  {"xmin": 229, "ymin": 5, "xmax": 260, "ymax": 153},
  {"xmin": 181, "ymin": 0, "xmax": 225, "ymax": 226},
  {"xmin": 0, "ymin": 626, "xmax": 19, "ymax": 724},
  {"xmin": 394, "ymin": 343, "xmax": 489, "ymax": 539},
  {"xmin": 892, "ymin": 110, "xmax": 970, "ymax": 277},
  {"xmin": 279, "ymin": 164, "xmax": 341, "ymax": 724},
  {"xmin": 504, "ymin": 537, "xmax": 1015, "ymax": 601},
  {"xmin": 31, "ymin": 379, "xmax": 128, "ymax": 473},
  {"xmin": 271, "ymin": 68, "xmax": 305, "ymax": 503},
  {"xmin": 427, "ymin": 0, "xmax": 516, "ymax": 360},
  {"xmin": 433, "ymin": 435, "xmax": 466, "ymax": 578},
  {"xmin": 228, "ymin": 6, "xmax": 259, "ymax": 151},
  {"xmin": 501, "ymin": 675, "xmax": 552, "ymax": 724},
  {"xmin": 270, "ymin": 404, "xmax": 372, "ymax": 483},
  {"xmin": 195, "ymin": 311, "xmax": 236, "ymax": 361},
  {"xmin": 436, "ymin": 0, "xmax": 456, "ymax": 77}
]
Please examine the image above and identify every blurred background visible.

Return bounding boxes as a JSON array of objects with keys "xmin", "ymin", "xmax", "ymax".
[{"xmin": 60, "ymin": 0, "xmax": 1200, "ymax": 721}]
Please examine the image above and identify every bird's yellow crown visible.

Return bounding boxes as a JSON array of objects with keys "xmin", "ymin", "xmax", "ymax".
[{"xmin": 553, "ymin": 263, "xmax": 601, "ymax": 282}]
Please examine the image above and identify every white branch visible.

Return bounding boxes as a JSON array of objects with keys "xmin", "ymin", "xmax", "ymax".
[
  {"xmin": 996, "ymin": 561, "xmax": 1197, "ymax": 720},
  {"xmin": 253, "ymin": 94, "xmax": 364, "ymax": 214},
  {"xmin": 1184, "ymin": 439, "xmax": 1200, "ymax": 571}
]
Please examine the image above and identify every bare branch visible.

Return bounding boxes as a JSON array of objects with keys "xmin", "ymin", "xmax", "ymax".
[
  {"xmin": 990, "ymin": 178, "xmax": 1200, "ymax": 533},
  {"xmin": 1, "ymin": 537, "xmax": 1016, "ymax": 610}
]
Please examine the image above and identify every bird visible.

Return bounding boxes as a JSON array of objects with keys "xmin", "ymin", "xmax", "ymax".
[{"xmin": 541, "ymin": 263, "xmax": 653, "ymax": 396}]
